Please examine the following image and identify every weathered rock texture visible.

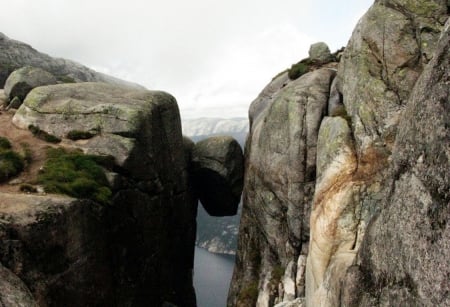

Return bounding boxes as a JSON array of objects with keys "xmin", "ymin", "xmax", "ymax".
[
  {"xmin": 4, "ymin": 66, "xmax": 57, "ymax": 102},
  {"xmin": 1, "ymin": 82, "xmax": 198, "ymax": 306},
  {"xmin": 229, "ymin": 0, "xmax": 449, "ymax": 306},
  {"xmin": 342, "ymin": 16, "xmax": 450, "ymax": 307},
  {"xmin": 0, "ymin": 193, "xmax": 113, "ymax": 306},
  {"xmin": 0, "ymin": 262, "xmax": 37, "ymax": 307},
  {"xmin": 228, "ymin": 67, "xmax": 336, "ymax": 307},
  {"xmin": 0, "ymin": 32, "xmax": 142, "ymax": 88},
  {"xmin": 191, "ymin": 136, "xmax": 244, "ymax": 216}
]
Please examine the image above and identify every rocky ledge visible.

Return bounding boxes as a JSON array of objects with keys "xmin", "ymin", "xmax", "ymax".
[{"xmin": 0, "ymin": 54, "xmax": 244, "ymax": 306}]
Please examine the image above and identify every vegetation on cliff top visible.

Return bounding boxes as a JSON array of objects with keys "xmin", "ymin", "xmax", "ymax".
[
  {"xmin": 0, "ymin": 136, "xmax": 25, "ymax": 182},
  {"xmin": 28, "ymin": 125, "xmax": 61, "ymax": 143},
  {"xmin": 37, "ymin": 147, "xmax": 113, "ymax": 204}
]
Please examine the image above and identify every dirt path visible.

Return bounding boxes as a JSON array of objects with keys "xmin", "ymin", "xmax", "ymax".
[{"xmin": 0, "ymin": 107, "xmax": 54, "ymax": 193}]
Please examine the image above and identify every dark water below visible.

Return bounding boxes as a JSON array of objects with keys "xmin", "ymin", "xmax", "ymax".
[{"xmin": 194, "ymin": 247, "xmax": 235, "ymax": 307}]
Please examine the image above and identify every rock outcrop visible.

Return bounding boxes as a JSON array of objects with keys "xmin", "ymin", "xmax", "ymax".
[
  {"xmin": 191, "ymin": 136, "xmax": 244, "ymax": 216},
  {"xmin": 4, "ymin": 66, "xmax": 57, "ymax": 102},
  {"xmin": 342, "ymin": 16, "xmax": 450, "ymax": 307},
  {"xmin": 308, "ymin": 42, "xmax": 331, "ymax": 62},
  {"xmin": 1, "ymin": 82, "xmax": 199, "ymax": 306},
  {"xmin": 229, "ymin": 1, "xmax": 449, "ymax": 306},
  {"xmin": 228, "ymin": 66, "xmax": 336, "ymax": 307}
]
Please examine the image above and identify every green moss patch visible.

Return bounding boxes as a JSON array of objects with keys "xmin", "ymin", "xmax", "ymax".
[
  {"xmin": 66, "ymin": 130, "xmax": 96, "ymax": 140},
  {"xmin": 37, "ymin": 148, "xmax": 113, "ymax": 204},
  {"xmin": 28, "ymin": 125, "xmax": 61, "ymax": 143},
  {"xmin": 57, "ymin": 75, "xmax": 76, "ymax": 83},
  {"xmin": 238, "ymin": 282, "xmax": 259, "ymax": 306},
  {"xmin": 0, "ymin": 136, "xmax": 12, "ymax": 150},
  {"xmin": 288, "ymin": 62, "xmax": 309, "ymax": 80},
  {"xmin": 0, "ymin": 137, "xmax": 25, "ymax": 182}
]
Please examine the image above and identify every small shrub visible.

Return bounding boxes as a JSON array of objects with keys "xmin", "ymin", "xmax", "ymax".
[
  {"xmin": 288, "ymin": 62, "xmax": 309, "ymax": 80},
  {"xmin": 20, "ymin": 183, "xmax": 38, "ymax": 193},
  {"xmin": 20, "ymin": 143, "xmax": 33, "ymax": 165},
  {"xmin": 238, "ymin": 282, "xmax": 259, "ymax": 306},
  {"xmin": 0, "ymin": 150, "xmax": 25, "ymax": 182},
  {"xmin": 0, "ymin": 136, "xmax": 12, "ymax": 150},
  {"xmin": 58, "ymin": 75, "xmax": 76, "ymax": 83},
  {"xmin": 37, "ymin": 147, "xmax": 112, "ymax": 204},
  {"xmin": 28, "ymin": 125, "xmax": 61, "ymax": 143},
  {"xmin": 66, "ymin": 130, "xmax": 96, "ymax": 140},
  {"xmin": 271, "ymin": 265, "xmax": 285, "ymax": 285}
]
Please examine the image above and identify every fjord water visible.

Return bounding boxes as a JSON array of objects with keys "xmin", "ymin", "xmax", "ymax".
[{"xmin": 194, "ymin": 247, "xmax": 235, "ymax": 307}]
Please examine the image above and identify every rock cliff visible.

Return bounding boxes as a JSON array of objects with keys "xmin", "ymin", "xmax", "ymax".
[
  {"xmin": 229, "ymin": 0, "xmax": 449, "ymax": 306},
  {"xmin": 1, "ymin": 82, "xmax": 198, "ymax": 306},
  {"xmin": 0, "ymin": 37, "xmax": 244, "ymax": 306}
]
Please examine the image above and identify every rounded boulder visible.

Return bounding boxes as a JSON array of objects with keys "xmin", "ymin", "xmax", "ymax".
[
  {"xmin": 4, "ymin": 66, "xmax": 57, "ymax": 102},
  {"xmin": 191, "ymin": 136, "xmax": 244, "ymax": 216}
]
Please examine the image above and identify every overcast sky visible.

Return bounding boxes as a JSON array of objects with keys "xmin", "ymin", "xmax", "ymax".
[{"xmin": 0, "ymin": 0, "xmax": 373, "ymax": 119}]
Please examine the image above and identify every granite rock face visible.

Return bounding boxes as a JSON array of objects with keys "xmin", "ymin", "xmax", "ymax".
[
  {"xmin": 228, "ymin": 67, "xmax": 335, "ymax": 307},
  {"xmin": 0, "ymin": 193, "xmax": 113, "ymax": 307},
  {"xmin": 229, "ymin": 0, "xmax": 449, "ymax": 306},
  {"xmin": 1, "ymin": 82, "xmax": 198, "ymax": 306},
  {"xmin": 191, "ymin": 136, "xmax": 244, "ymax": 216},
  {"xmin": 4, "ymin": 66, "xmax": 57, "ymax": 102},
  {"xmin": 0, "ymin": 262, "xmax": 37, "ymax": 307},
  {"xmin": 342, "ymin": 17, "xmax": 450, "ymax": 307}
]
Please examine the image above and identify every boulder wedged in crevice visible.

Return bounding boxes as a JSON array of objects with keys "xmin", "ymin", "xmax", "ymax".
[{"xmin": 190, "ymin": 136, "xmax": 244, "ymax": 216}]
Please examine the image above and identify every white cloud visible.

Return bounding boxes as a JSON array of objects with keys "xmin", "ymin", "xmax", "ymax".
[{"xmin": 0, "ymin": 0, "xmax": 373, "ymax": 119}]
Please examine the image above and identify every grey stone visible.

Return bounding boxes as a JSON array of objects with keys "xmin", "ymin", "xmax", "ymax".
[
  {"xmin": 344, "ymin": 16, "xmax": 450, "ymax": 307},
  {"xmin": 4, "ymin": 81, "xmax": 197, "ymax": 306},
  {"xmin": 228, "ymin": 68, "xmax": 334, "ymax": 307},
  {"xmin": 230, "ymin": 1, "xmax": 449, "ymax": 306},
  {"xmin": 191, "ymin": 136, "xmax": 244, "ymax": 216},
  {"xmin": 308, "ymin": 42, "xmax": 331, "ymax": 62},
  {"xmin": 327, "ymin": 76, "xmax": 344, "ymax": 116},
  {"xmin": 6, "ymin": 96, "xmax": 21, "ymax": 110},
  {"xmin": 0, "ymin": 262, "xmax": 37, "ymax": 307},
  {"xmin": 4, "ymin": 66, "xmax": 57, "ymax": 101}
]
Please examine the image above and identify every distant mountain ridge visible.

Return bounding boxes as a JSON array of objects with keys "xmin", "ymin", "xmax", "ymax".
[
  {"xmin": 0, "ymin": 32, "xmax": 143, "ymax": 89},
  {"xmin": 182, "ymin": 117, "xmax": 248, "ymax": 138}
]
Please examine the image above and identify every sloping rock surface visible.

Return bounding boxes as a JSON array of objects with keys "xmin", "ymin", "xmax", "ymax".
[{"xmin": 0, "ymin": 32, "xmax": 142, "ymax": 89}]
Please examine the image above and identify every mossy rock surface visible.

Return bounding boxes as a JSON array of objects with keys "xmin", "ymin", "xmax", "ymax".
[{"xmin": 37, "ymin": 147, "xmax": 112, "ymax": 204}]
